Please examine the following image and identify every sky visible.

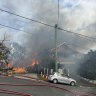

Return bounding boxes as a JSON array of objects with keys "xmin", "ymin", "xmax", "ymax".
[{"xmin": 0, "ymin": 0, "xmax": 96, "ymax": 64}]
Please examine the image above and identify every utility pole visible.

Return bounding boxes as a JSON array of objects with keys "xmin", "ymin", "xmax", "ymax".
[
  {"xmin": 55, "ymin": 24, "xmax": 58, "ymax": 72},
  {"xmin": 54, "ymin": 0, "xmax": 59, "ymax": 72}
]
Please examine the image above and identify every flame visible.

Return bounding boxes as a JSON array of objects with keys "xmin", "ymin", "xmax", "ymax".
[
  {"xmin": 13, "ymin": 67, "xmax": 27, "ymax": 74},
  {"xmin": 31, "ymin": 60, "xmax": 39, "ymax": 67}
]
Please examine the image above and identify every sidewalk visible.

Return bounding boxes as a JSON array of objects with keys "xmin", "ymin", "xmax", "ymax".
[
  {"xmin": 78, "ymin": 75, "xmax": 96, "ymax": 85},
  {"xmin": 14, "ymin": 73, "xmax": 38, "ymax": 80},
  {"xmin": 23, "ymin": 73, "xmax": 38, "ymax": 79},
  {"xmin": 14, "ymin": 73, "xmax": 49, "ymax": 83}
]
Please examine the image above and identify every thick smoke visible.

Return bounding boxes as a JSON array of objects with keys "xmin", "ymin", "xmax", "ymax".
[{"xmin": 0, "ymin": 0, "xmax": 96, "ymax": 68}]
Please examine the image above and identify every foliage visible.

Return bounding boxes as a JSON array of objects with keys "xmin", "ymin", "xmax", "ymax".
[
  {"xmin": 78, "ymin": 50, "xmax": 96, "ymax": 80},
  {"xmin": 0, "ymin": 42, "xmax": 10, "ymax": 67}
]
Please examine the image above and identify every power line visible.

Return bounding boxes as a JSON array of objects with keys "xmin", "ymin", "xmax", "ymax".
[
  {"xmin": 0, "ymin": 40, "xmax": 10, "ymax": 41},
  {"xmin": 0, "ymin": 8, "xmax": 54, "ymax": 28},
  {"xmin": 0, "ymin": 8, "xmax": 96, "ymax": 41},
  {"xmin": 58, "ymin": 27, "xmax": 96, "ymax": 41},
  {"xmin": 0, "ymin": 23, "xmax": 32, "ymax": 35}
]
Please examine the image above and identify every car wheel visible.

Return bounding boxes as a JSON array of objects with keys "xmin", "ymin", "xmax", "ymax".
[
  {"xmin": 70, "ymin": 81, "xmax": 75, "ymax": 86},
  {"xmin": 53, "ymin": 79, "xmax": 58, "ymax": 84}
]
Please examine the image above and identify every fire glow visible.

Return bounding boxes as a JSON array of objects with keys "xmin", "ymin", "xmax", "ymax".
[
  {"xmin": 31, "ymin": 60, "xmax": 39, "ymax": 67},
  {"xmin": 13, "ymin": 67, "xmax": 27, "ymax": 74}
]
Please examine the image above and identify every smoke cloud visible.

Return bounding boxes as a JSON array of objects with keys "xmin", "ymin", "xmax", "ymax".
[{"xmin": 0, "ymin": 0, "xmax": 96, "ymax": 66}]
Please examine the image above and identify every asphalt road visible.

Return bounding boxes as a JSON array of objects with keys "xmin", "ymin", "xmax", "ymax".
[
  {"xmin": 0, "ymin": 76, "xmax": 74, "ymax": 96},
  {"xmin": 0, "ymin": 76, "xmax": 96, "ymax": 96}
]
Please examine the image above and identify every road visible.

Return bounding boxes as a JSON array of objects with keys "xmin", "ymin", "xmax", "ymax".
[
  {"xmin": 0, "ymin": 76, "xmax": 96, "ymax": 96},
  {"xmin": 0, "ymin": 76, "xmax": 74, "ymax": 96}
]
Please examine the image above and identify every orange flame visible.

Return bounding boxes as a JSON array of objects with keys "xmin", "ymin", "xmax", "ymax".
[
  {"xmin": 31, "ymin": 60, "xmax": 39, "ymax": 67},
  {"xmin": 13, "ymin": 67, "xmax": 27, "ymax": 74}
]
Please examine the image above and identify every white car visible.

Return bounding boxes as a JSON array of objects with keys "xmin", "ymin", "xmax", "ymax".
[{"xmin": 48, "ymin": 72, "xmax": 76, "ymax": 86}]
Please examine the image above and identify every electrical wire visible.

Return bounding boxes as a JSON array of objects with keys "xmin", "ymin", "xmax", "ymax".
[
  {"xmin": 58, "ymin": 27, "xmax": 96, "ymax": 41},
  {"xmin": 0, "ymin": 23, "xmax": 32, "ymax": 35},
  {"xmin": 0, "ymin": 23, "xmax": 95, "ymax": 56},
  {"xmin": 0, "ymin": 8, "xmax": 54, "ymax": 28},
  {"xmin": 0, "ymin": 8, "xmax": 96, "ymax": 41},
  {"xmin": 0, "ymin": 22, "xmax": 95, "ymax": 54}
]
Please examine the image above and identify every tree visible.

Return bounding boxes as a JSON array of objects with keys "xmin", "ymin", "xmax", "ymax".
[
  {"xmin": 0, "ymin": 43, "xmax": 10, "ymax": 66},
  {"xmin": 0, "ymin": 33, "xmax": 10, "ymax": 69},
  {"xmin": 78, "ymin": 50, "xmax": 96, "ymax": 80}
]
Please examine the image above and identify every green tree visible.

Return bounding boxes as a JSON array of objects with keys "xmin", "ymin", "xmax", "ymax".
[{"xmin": 78, "ymin": 50, "xmax": 96, "ymax": 80}]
